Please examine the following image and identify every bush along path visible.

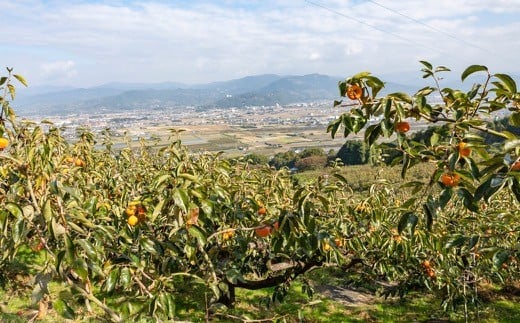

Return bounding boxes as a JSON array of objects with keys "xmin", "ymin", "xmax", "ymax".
[{"xmin": 0, "ymin": 62, "xmax": 519, "ymax": 321}]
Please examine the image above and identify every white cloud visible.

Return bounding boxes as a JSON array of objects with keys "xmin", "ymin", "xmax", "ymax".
[
  {"xmin": 40, "ymin": 60, "xmax": 77, "ymax": 81},
  {"xmin": 1, "ymin": 0, "xmax": 518, "ymax": 86}
]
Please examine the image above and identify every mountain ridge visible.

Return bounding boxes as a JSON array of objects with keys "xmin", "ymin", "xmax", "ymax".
[{"xmin": 14, "ymin": 73, "xmax": 423, "ymax": 116}]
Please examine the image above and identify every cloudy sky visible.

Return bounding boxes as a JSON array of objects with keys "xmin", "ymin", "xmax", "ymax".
[{"xmin": 2, "ymin": 0, "xmax": 519, "ymax": 88}]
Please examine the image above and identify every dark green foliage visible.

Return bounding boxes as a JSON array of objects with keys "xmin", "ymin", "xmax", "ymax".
[
  {"xmin": 299, "ymin": 147, "xmax": 326, "ymax": 159},
  {"xmin": 269, "ymin": 150, "xmax": 298, "ymax": 169},
  {"xmin": 335, "ymin": 140, "xmax": 369, "ymax": 165},
  {"xmin": 294, "ymin": 155, "xmax": 327, "ymax": 171},
  {"xmin": 244, "ymin": 153, "xmax": 269, "ymax": 165}
]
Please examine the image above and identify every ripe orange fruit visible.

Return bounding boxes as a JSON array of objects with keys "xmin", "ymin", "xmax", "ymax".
[
  {"xmin": 511, "ymin": 160, "xmax": 520, "ymax": 171},
  {"xmin": 74, "ymin": 158, "xmax": 85, "ymax": 167},
  {"xmin": 258, "ymin": 207, "xmax": 267, "ymax": 216},
  {"xmin": 346, "ymin": 84, "xmax": 363, "ymax": 100},
  {"xmin": 255, "ymin": 225, "xmax": 271, "ymax": 238},
  {"xmin": 426, "ymin": 268, "xmax": 436, "ymax": 278},
  {"xmin": 222, "ymin": 231, "xmax": 234, "ymax": 240},
  {"xmin": 0, "ymin": 137, "xmax": 9, "ymax": 151},
  {"xmin": 440, "ymin": 172, "xmax": 460, "ymax": 187},
  {"xmin": 334, "ymin": 238, "xmax": 343, "ymax": 247},
  {"xmin": 457, "ymin": 142, "xmax": 471, "ymax": 157},
  {"xmin": 127, "ymin": 215, "xmax": 139, "ymax": 226},
  {"xmin": 395, "ymin": 121, "xmax": 410, "ymax": 133},
  {"xmin": 422, "ymin": 260, "xmax": 431, "ymax": 268},
  {"xmin": 125, "ymin": 205, "xmax": 136, "ymax": 217}
]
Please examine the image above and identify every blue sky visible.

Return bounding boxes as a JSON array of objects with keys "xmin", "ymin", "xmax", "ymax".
[{"xmin": 1, "ymin": 0, "xmax": 519, "ymax": 87}]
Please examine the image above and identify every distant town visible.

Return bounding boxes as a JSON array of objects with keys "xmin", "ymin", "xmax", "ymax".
[{"xmin": 23, "ymin": 101, "xmax": 354, "ymax": 156}]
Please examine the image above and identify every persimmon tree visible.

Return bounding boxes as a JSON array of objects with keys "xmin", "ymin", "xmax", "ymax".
[
  {"xmin": 329, "ymin": 61, "xmax": 519, "ymax": 308},
  {"xmin": 0, "ymin": 62, "xmax": 518, "ymax": 322}
]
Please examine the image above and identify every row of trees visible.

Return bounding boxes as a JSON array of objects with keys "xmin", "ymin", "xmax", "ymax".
[
  {"xmin": 248, "ymin": 113, "xmax": 520, "ymax": 172},
  {"xmin": 245, "ymin": 141, "xmax": 370, "ymax": 171}
]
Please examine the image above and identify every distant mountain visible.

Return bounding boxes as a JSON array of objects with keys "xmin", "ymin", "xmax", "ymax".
[
  {"xmin": 195, "ymin": 74, "xmax": 283, "ymax": 94},
  {"xmin": 13, "ymin": 73, "xmax": 424, "ymax": 116},
  {"xmin": 211, "ymin": 74, "xmax": 339, "ymax": 107}
]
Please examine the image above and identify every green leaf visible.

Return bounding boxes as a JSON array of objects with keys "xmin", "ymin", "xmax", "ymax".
[
  {"xmin": 105, "ymin": 267, "xmax": 120, "ymax": 293},
  {"xmin": 173, "ymin": 188, "xmax": 190, "ymax": 212},
  {"xmin": 77, "ymin": 239, "xmax": 98, "ymax": 259},
  {"xmin": 493, "ymin": 73, "xmax": 517, "ymax": 93},
  {"xmin": 439, "ymin": 188, "xmax": 452, "ymax": 209},
  {"xmin": 13, "ymin": 74, "xmax": 28, "ymax": 87},
  {"xmin": 401, "ymin": 153, "xmax": 410, "ymax": 179},
  {"xmin": 475, "ymin": 177, "xmax": 501, "ymax": 202},
  {"xmin": 423, "ymin": 200, "xmax": 436, "ymax": 231},
  {"xmin": 457, "ymin": 188, "xmax": 479, "ymax": 212},
  {"xmin": 419, "ymin": 60, "xmax": 433, "ymax": 70},
  {"xmin": 72, "ymin": 258, "xmax": 89, "ymax": 281},
  {"xmin": 430, "ymin": 132, "xmax": 439, "ymax": 146},
  {"xmin": 139, "ymin": 237, "xmax": 159, "ymax": 255},
  {"xmin": 12, "ymin": 219, "xmax": 24, "ymax": 244},
  {"xmin": 153, "ymin": 174, "xmax": 171, "ymax": 190},
  {"xmin": 159, "ymin": 292, "xmax": 176, "ymax": 319},
  {"xmin": 388, "ymin": 92, "xmax": 412, "ymax": 104},
  {"xmin": 446, "ymin": 235, "xmax": 466, "ymax": 249},
  {"xmin": 397, "ymin": 212, "xmax": 418, "ymax": 234},
  {"xmin": 338, "ymin": 81, "xmax": 347, "ymax": 97},
  {"xmin": 493, "ymin": 250, "xmax": 510, "ymax": 269},
  {"xmin": 5, "ymin": 202, "xmax": 23, "ymax": 218},
  {"xmin": 188, "ymin": 225, "xmax": 207, "ymax": 246},
  {"xmin": 512, "ymin": 178, "xmax": 520, "ymax": 203},
  {"xmin": 7, "ymin": 84, "xmax": 15, "ymax": 100},
  {"xmin": 333, "ymin": 100, "xmax": 343, "ymax": 107},
  {"xmin": 119, "ymin": 267, "xmax": 131, "ymax": 288},
  {"xmin": 510, "ymin": 113, "xmax": 520, "ymax": 127},
  {"xmin": 53, "ymin": 299, "xmax": 76, "ymax": 319},
  {"xmin": 468, "ymin": 235, "xmax": 480, "ymax": 250},
  {"xmin": 178, "ymin": 173, "xmax": 200, "ymax": 184},
  {"xmin": 434, "ymin": 66, "xmax": 451, "ymax": 73},
  {"xmin": 364, "ymin": 124, "xmax": 381, "ymax": 147},
  {"xmin": 64, "ymin": 234, "xmax": 75, "ymax": 263},
  {"xmin": 327, "ymin": 117, "xmax": 341, "ymax": 139},
  {"xmin": 461, "ymin": 65, "xmax": 488, "ymax": 82}
]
